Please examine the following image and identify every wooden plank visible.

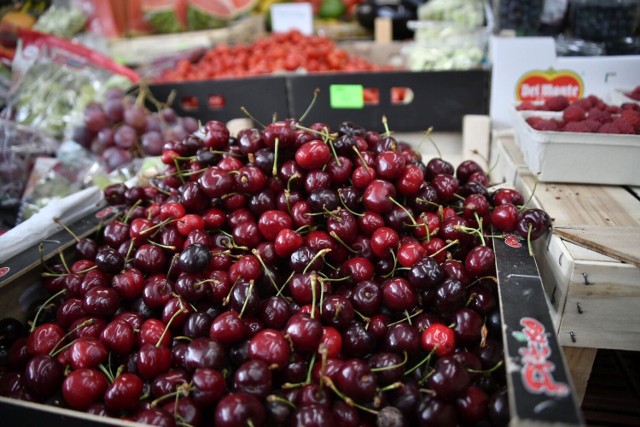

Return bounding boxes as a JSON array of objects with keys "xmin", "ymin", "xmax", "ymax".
[
  {"xmin": 563, "ymin": 347, "xmax": 597, "ymax": 405},
  {"xmin": 519, "ymin": 174, "xmax": 640, "ymax": 228},
  {"xmin": 558, "ymin": 261, "xmax": 640, "ymax": 350},
  {"xmin": 554, "ymin": 226, "xmax": 640, "ymax": 268},
  {"xmin": 499, "ymin": 136, "xmax": 640, "ymax": 229},
  {"xmin": 462, "ymin": 114, "xmax": 491, "ymax": 168},
  {"xmin": 533, "ymin": 235, "xmax": 572, "ymax": 330}
]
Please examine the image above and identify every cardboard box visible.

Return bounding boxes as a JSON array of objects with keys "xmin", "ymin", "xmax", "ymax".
[
  {"xmin": 512, "ymin": 110, "xmax": 640, "ymax": 186},
  {"xmin": 489, "ymin": 36, "xmax": 640, "ymax": 129}
]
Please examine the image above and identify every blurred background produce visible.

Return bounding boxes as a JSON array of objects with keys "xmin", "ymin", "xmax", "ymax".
[{"xmin": 403, "ymin": 0, "xmax": 490, "ymax": 71}]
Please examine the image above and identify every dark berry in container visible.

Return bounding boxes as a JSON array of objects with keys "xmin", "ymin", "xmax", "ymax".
[{"xmin": 569, "ymin": 0, "xmax": 639, "ymax": 41}]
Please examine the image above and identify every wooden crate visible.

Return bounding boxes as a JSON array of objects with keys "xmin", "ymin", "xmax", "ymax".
[{"xmin": 493, "ymin": 134, "xmax": 640, "ymax": 351}]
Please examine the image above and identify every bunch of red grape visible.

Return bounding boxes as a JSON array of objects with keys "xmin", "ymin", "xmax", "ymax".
[
  {"xmin": 72, "ymin": 87, "xmax": 200, "ymax": 171},
  {"xmin": 0, "ymin": 115, "xmax": 553, "ymax": 426}
]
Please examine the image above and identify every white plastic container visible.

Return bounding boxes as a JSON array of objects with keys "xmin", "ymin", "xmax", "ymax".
[{"xmin": 512, "ymin": 110, "xmax": 640, "ymax": 185}]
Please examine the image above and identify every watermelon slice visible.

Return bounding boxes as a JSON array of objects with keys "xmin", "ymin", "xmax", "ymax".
[
  {"xmin": 141, "ymin": 0, "xmax": 188, "ymax": 33},
  {"xmin": 186, "ymin": 0, "xmax": 259, "ymax": 30}
]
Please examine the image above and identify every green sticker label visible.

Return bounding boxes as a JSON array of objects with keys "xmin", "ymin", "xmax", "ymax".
[{"xmin": 330, "ymin": 85, "xmax": 364, "ymax": 109}]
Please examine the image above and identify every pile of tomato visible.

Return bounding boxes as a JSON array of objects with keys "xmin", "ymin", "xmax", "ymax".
[{"xmin": 154, "ymin": 30, "xmax": 395, "ymax": 83}]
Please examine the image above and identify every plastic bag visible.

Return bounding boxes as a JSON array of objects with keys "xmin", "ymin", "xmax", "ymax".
[
  {"xmin": 0, "ymin": 118, "xmax": 58, "ymax": 210},
  {"xmin": 5, "ymin": 29, "xmax": 137, "ymax": 139}
]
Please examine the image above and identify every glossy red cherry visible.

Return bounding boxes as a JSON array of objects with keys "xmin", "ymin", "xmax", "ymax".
[
  {"xmin": 371, "ymin": 226, "xmax": 400, "ymax": 258},
  {"xmin": 258, "ymin": 209, "xmax": 293, "ymax": 241},
  {"xmin": 248, "ymin": 328, "xmax": 291, "ymax": 369},
  {"xmin": 421, "ymin": 323, "xmax": 456, "ymax": 357},
  {"xmin": 362, "ymin": 179, "xmax": 396, "ymax": 213},
  {"xmin": 104, "ymin": 373, "xmax": 144, "ymax": 412},
  {"xmin": 100, "ymin": 318, "xmax": 135, "ymax": 354},
  {"xmin": 62, "ymin": 368, "xmax": 109, "ymax": 410},
  {"xmin": 517, "ymin": 208, "xmax": 552, "ymax": 240},
  {"xmin": 492, "ymin": 187, "xmax": 525, "ymax": 207},
  {"xmin": 427, "ymin": 356, "xmax": 471, "ymax": 400},
  {"xmin": 285, "ymin": 313, "xmax": 323, "ymax": 355},
  {"xmin": 137, "ymin": 343, "xmax": 172, "ymax": 380},
  {"xmin": 295, "ymin": 140, "xmax": 332, "ymax": 169},
  {"xmin": 464, "ymin": 245, "xmax": 496, "ymax": 278},
  {"xmin": 69, "ymin": 338, "xmax": 108, "ymax": 369},
  {"xmin": 26, "ymin": 323, "xmax": 65, "ymax": 356},
  {"xmin": 490, "ymin": 203, "xmax": 519, "ymax": 232}
]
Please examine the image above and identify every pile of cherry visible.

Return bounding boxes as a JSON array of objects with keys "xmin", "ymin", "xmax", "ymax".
[{"xmin": 0, "ymin": 116, "xmax": 552, "ymax": 427}]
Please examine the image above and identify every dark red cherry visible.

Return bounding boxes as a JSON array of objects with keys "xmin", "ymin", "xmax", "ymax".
[
  {"xmin": 24, "ymin": 354, "xmax": 63, "ymax": 398},
  {"xmin": 335, "ymin": 358, "xmax": 377, "ymax": 402},
  {"xmin": 492, "ymin": 188, "xmax": 524, "ymax": 207},
  {"xmin": 104, "ymin": 373, "xmax": 144, "ymax": 413},
  {"xmin": 456, "ymin": 159, "xmax": 483, "ymax": 184},
  {"xmin": 62, "ymin": 368, "xmax": 109, "ymax": 410},
  {"xmin": 517, "ymin": 208, "xmax": 552, "ymax": 240},
  {"xmin": 490, "ymin": 203, "xmax": 519, "ymax": 232},
  {"xmin": 214, "ymin": 392, "xmax": 265, "ymax": 427},
  {"xmin": 184, "ymin": 337, "xmax": 226, "ymax": 371},
  {"xmin": 427, "ymin": 355, "xmax": 471, "ymax": 400},
  {"xmin": 465, "ymin": 245, "xmax": 496, "ymax": 278},
  {"xmin": 382, "ymin": 277, "xmax": 417, "ymax": 312},
  {"xmin": 233, "ymin": 359, "xmax": 272, "ymax": 399},
  {"xmin": 248, "ymin": 328, "xmax": 291, "ymax": 369},
  {"xmin": 363, "ymin": 179, "xmax": 396, "ymax": 213}
]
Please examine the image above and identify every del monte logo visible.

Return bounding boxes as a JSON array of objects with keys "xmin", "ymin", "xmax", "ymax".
[{"xmin": 515, "ymin": 69, "xmax": 584, "ymax": 102}]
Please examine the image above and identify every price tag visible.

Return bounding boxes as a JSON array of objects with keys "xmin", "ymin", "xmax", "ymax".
[
  {"xmin": 329, "ymin": 84, "xmax": 364, "ymax": 109},
  {"xmin": 270, "ymin": 3, "xmax": 314, "ymax": 35}
]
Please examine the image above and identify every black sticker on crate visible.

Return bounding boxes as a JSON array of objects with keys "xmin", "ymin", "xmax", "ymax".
[{"xmin": 493, "ymin": 233, "xmax": 583, "ymax": 425}]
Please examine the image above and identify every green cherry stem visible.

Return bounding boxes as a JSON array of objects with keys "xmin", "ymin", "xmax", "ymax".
[
  {"xmin": 30, "ymin": 289, "xmax": 66, "ymax": 333},
  {"xmin": 404, "ymin": 348, "xmax": 437, "ymax": 376}
]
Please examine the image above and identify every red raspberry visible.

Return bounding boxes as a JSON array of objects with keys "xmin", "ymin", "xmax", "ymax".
[
  {"xmin": 628, "ymin": 86, "xmax": 640, "ymax": 100},
  {"xmin": 563, "ymin": 120, "xmax": 599, "ymax": 133},
  {"xmin": 572, "ymin": 98, "xmax": 592, "ymax": 110},
  {"xmin": 587, "ymin": 108, "xmax": 611, "ymax": 123},
  {"xmin": 543, "ymin": 96, "xmax": 569, "ymax": 111},
  {"xmin": 606, "ymin": 105, "xmax": 621, "ymax": 114},
  {"xmin": 532, "ymin": 119, "xmax": 562, "ymax": 131},
  {"xmin": 597, "ymin": 122, "xmax": 622, "ymax": 134},
  {"xmin": 562, "ymin": 105, "xmax": 586, "ymax": 122},
  {"xmin": 582, "ymin": 119, "xmax": 603, "ymax": 133},
  {"xmin": 620, "ymin": 109, "xmax": 640, "ymax": 131},
  {"xmin": 525, "ymin": 116, "xmax": 543, "ymax": 128},
  {"xmin": 612, "ymin": 118, "xmax": 636, "ymax": 134},
  {"xmin": 587, "ymin": 94, "xmax": 604, "ymax": 106}
]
